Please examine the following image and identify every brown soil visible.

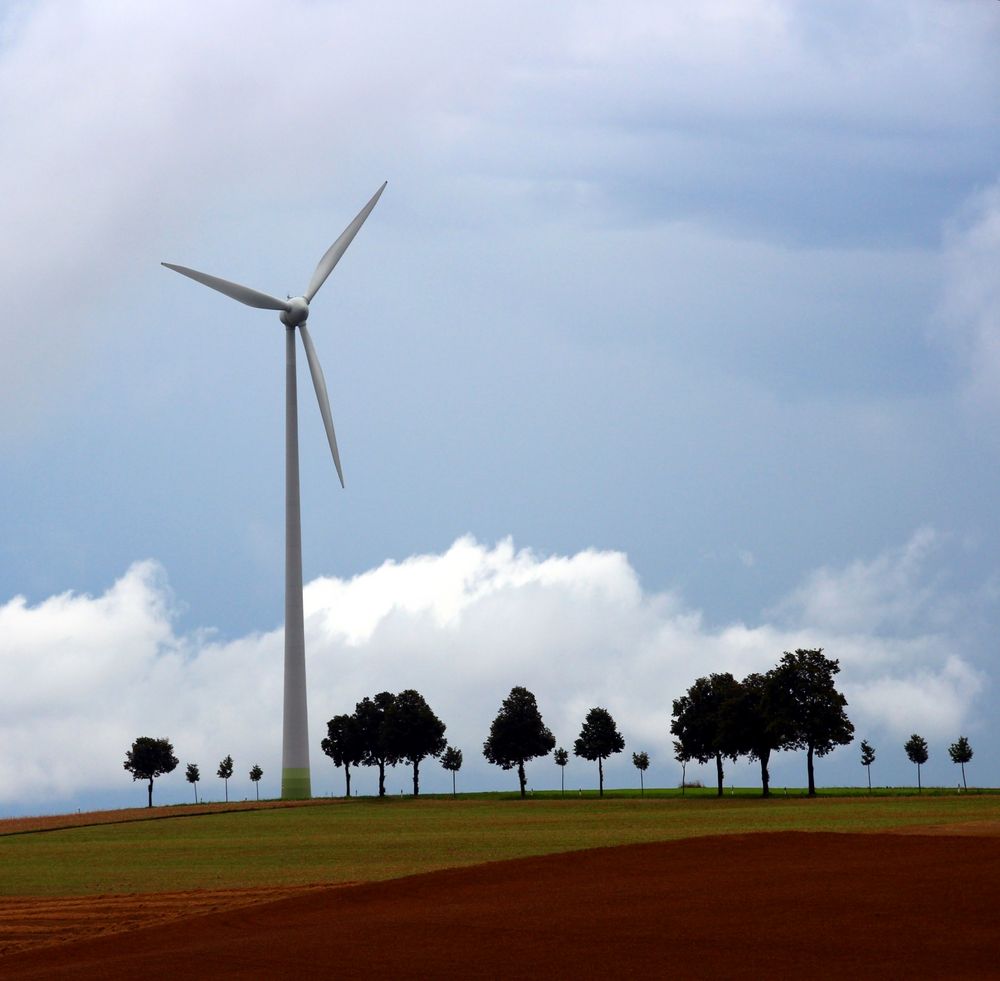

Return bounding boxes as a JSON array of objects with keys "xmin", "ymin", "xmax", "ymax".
[{"xmin": 1, "ymin": 831, "xmax": 997, "ymax": 980}]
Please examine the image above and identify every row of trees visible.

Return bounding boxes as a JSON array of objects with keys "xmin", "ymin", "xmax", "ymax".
[
  {"xmin": 887, "ymin": 734, "xmax": 975, "ymax": 792},
  {"xmin": 123, "ymin": 738, "xmax": 263, "ymax": 807},
  {"xmin": 670, "ymin": 649, "xmax": 854, "ymax": 798}
]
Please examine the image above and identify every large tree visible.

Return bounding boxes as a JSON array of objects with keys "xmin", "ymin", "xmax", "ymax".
[
  {"xmin": 217, "ymin": 755, "xmax": 234, "ymax": 802},
  {"xmin": 671, "ymin": 673, "xmax": 742, "ymax": 797},
  {"xmin": 382, "ymin": 689, "xmax": 448, "ymax": 796},
  {"xmin": 355, "ymin": 692, "xmax": 400, "ymax": 797},
  {"xmin": 767, "ymin": 649, "xmax": 854, "ymax": 796},
  {"xmin": 321, "ymin": 713, "xmax": 365, "ymax": 798},
  {"xmin": 720, "ymin": 671, "xmax": 786, "ymax": 798},
  {"xmin": 123, "ymin": 737, "xmax": 178, "ymax": 808},
  {"xmin": 574, "ymin": 707, "xmax": 625, "ymax": 797},
  {"xmin": 483, "ymin": 686, "xmax": 555, "ymax": 798},
  {"xmin": 440, "ymin": 745, "xmax": 463, "ymax": 796},
  {"xmin": 904, "ymin": 733, "xmax": 929, "ymax": 792},
  {"xmin": 948, "ymin": 736, "xmax": 973, "ymax": 790},
  {"xmin": 860, "ymin": 740, "xmax": 876, "ymax": 792}
]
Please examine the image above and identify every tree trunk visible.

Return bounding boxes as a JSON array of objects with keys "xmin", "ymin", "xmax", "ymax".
[
  {"xmin": 917, "ymin": 763, "xmax": 922, "ymax": 793},
  {"xmin": 560, "ymin": 767, "xmax": 564, "ymax": 796},
  {"xmin": 517, "ymin": 760, "xmax": 527, "ymax": 798},
  {"xmin": 378, "ymin": 761, "xmax": 386, "ymax": 797},
  {"xmin": 961, "ymin": 762, "xmax": 967, "ymax": 790},
  {"xmin": 224, "ymin": 779, "xmax": 229, "ymax": 803},
  {"xmin": 255, "ymin": 782, "xmax": 259, "ymax": 801},
  {"xmin": 147, "ymin": 777, "xmax": 153, "ymax": 808},
  {"xmin": 344, "ymin": 764, "xmax": 352, "ymax": 799},
  {"xmin": 639, "ymin": 769, "xmax": 644, "ymax": 797},
  {"xmin": 681, "ymin": 761, "xmax": 686, "ymax": 795},
  {"xmin": 193, "ymin": 784, "xmax": 197, "ymax": 804},
  {"xmin": 715, "ymin": 753, "xmax": 724, "ymax": 797},
  {"xmin": 598, "ymin": 757, "xmax": 604, "ymax": 798},
  {"xmin": 759, "ymin": 748, "xmax": 771, "ymax": 798},
  {"xmin": 866, "ymin": 764, "xmax": 871, "ymax": 792},
  {"xmin": 452, "ymin": 771, "xmax": 456, "ymax": 796},
  {"xmin": 806, "ymin": 744, "xmax": 816, "ymax": 797},
  {"xmin": 412, "ymin": 759, "xmax": 420, "ymax": 796}
]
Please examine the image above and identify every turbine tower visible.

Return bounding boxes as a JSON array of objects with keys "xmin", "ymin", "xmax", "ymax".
[{"xmin": 163, "ymin": 182, "xmax": 386, "ymax": 799}]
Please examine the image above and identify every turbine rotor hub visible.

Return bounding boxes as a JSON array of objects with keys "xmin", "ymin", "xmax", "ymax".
[{"xmin": 280, "ymin": 296, "xmax": 310, "ymax": 327}]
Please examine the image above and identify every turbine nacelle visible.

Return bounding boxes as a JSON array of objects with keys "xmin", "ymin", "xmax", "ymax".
[{"xmin": 280, "ymin": 296, "xmax": 309, "ymax": 327}]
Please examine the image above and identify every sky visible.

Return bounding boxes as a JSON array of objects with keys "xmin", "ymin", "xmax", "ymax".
[{"xmin": 2, "ymin": 0, "xmax": 1000, "ymax": 814}]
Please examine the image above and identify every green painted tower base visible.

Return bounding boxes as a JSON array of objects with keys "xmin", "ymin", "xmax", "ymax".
[{"xmin": 282, "ymin": 768, "xmax": 312, "ymax": 800}]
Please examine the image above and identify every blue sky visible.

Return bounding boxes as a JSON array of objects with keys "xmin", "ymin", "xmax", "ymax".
[{"xmin": 2, "ymin": 0, "xmax": 1000, "ymax": 813}]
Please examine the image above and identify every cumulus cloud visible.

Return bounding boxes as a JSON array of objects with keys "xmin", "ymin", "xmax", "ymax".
[{"xmin": 0, "ymin": 532, "xmax": 988, "ymax": 810}]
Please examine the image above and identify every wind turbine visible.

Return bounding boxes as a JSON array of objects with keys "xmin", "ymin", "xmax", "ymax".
[{"xmin": 162, "ymin": 182, "xmax": 386, "ymax": 800}]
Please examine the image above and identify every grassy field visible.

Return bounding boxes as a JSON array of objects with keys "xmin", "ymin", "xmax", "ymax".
[{"xmin": 2, "ymin": 791, "xmax": 997, "ymax": 897}]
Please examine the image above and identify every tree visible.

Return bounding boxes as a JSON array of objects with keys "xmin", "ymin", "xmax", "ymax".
[
  {"xmin": 672, "ymin": 739, "xmax": 689, "ymax": 794},
  {"xmin": 249, "ymin": 764, "xmax": 263, "ymax": 801},
  {"xmin": 671, "ymin": 673, "xmax": 742, "ymax": 797},
  {"xmin": 718, "ymin": 671, "xmax": 787, "ymax": 798},
  {"xmin": 440, "ymin": 746, "xmax": 463, "ymax": 795},
  {"xmin": 355, "ymin": 692, "xmax": 400, "ymax": 797},
  {"xmin": 124, "ymin": 737, "xmax": 178, "ymax": 808},
  {"xmin": 904, "ymin": 734, "xmax": 929, "ymax": 792},
  {"xmin": 948, "ymin": 736, "xmax": 973, "ymax": 790},
  {"xmin": 217, "ymin": 755, "xmax": 234, "ymax": 802},
  {"xmin": 185, "ymin": 762, "xmax": 200, "ymax": 804},
  {"xmin": 554, "ymin": 747, "xmax": 569, "ymax": 796},
  {"xmin": 382, "ymin": 689, "xmax": 448, "ymax": 796},
  {"xmin": 321, "ymin": 713, "xmax": 364, "ymax": 798},
  {"xmin": 860, "ymin": 740, "xmax": 875, "ymax": 792},
  {"xmin": 574, "ymin": 707, "xmax": 625, "ymax": 798},
  {"xmin": 632, "ymin": 751, "xmax": 650, "ymax": 797},
  {"xmin": 483, "ymin": 686, "xmax": 556, "ymax": 798},
  {"xmin": 767, "ymin": 649, "xmax": 854, "ymax": 796}
]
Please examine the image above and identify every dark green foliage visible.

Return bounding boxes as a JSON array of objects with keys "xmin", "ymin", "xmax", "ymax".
[
  {"xmin": 483, "ymin": 686, "xmax": 556, "ymax": 798},
  {"xmin": 574, "ymin": 707, "xmax": 625, "ymax": 798},
  {"xmin": 767, "ymin": 649, "xmax": 854, "ymax": 796},
  {"xmin": 217, "ymin": 754, "xmax": 234, "ymax": 802},
  {"xmin": 321, "ymin": 713, "xmax": 364, "ymax": 798},
  {"xmin": 718, "ymin": 671, "xmax": 786, "ymax": 798},
  {"xmin": 440, "ymin": 745, "xmax": 463, "ymax": 795},
  {"xmin": 554, "ymin": 747, "xmax": 569, "ymax": 795},
  {"xmin": 123, "ymin": 737, "xmax": 178, "ymax": 808},
  {"xmin": 382, "ymin": 689, "xmax": 448, "ymax": 796},
  {"xmin": 249, "ymin": 764, "xmax": 263, "ymax": 801},
  {"xmin": 860, "ymin": 739, "xmax": 875, "ymax": 792},
  {"xmin": 185, "ymin": 762, "xmax": 200, "ymax": 804},
  {"xmin": 671, "ymin": 673, "xmax": 742, "ymax": 797},
  {"xmin": 632, "ymin": 751, "xmax": 650, "ymax": 796},
  {"xmin": 355, "ymin": 692, "xmax": 400, "ymax": 797},
  {"xmin": 904, "ymin": 734, "xmax": 929, "ymax": 792},
  {"xmin": 948, "ymin": 736, "xmax": 973, "ymax": 790}
]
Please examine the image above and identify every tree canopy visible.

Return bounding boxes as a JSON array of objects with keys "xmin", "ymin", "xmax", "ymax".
[
  {"xmin": 483, "ymin": 686, "xmax": 555, "ymax": 798},
  {"xmin": 671, "ymin": 673, "xmax": 742, "ymax": 797},
  {"xmin": 249, "ymin": 764, "xmax": 263, "ymax": 800},
  {"xmin": 123, "ymin": 737, "xmax": 178, "ymax": 808},
  {"xmin": 574, "ymin": 707, "xmax": 625, "ymax": 797},
  {"xmin": 217, "ymin": 755, "xmax": 234, "ymax": 802},
  {"xmin": 355, "ymin": 691, "xmax": 400, "ymax": 797},
  {"xmin": 860, "ymin": 739, "xmax": 876, "ymax": 792},
  {"xmin": 632, "ymin": 751, "xmax": 650, "ymax": 796},
  {"xmin": 719, "ymin": 671, "xmax": 785, "ymax": 798},
  {"xmin": 185, "ymin": 762, "xmax": 200, "ymax": 804},
  {"xmin": 382, "ymin": 689, "xmax": 448, "ymax": 796},
  {"xmin": 321, "ymin": 713, "xmax": 365, "ymax": 798},
  {"xmin": 767, "ymin": 649, "xmax": 854, "ymax": 796}
]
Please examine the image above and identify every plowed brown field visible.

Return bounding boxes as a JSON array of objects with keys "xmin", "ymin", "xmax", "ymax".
[{"xmin": 1, "ymin": 830, "xmax": 998, "ymax": 979}]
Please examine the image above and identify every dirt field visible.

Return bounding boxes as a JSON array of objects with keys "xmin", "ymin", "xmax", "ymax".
[{"xmin": 1, "ymin": 829, "xmax": 998, "ymax": 979}]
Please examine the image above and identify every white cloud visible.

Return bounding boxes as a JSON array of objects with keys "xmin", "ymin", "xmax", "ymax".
[{"xmin": 0, "ymin": 531, "xmax": 988, "ymax": 809}]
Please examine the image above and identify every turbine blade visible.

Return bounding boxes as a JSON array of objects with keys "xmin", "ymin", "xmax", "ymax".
[
  {"xmin": 161, "ymin": 263, "xmax": 291, "ymax": 312},
  {"xmin": 304, "ymin": 182, "xmax": 387, "ymax": 302},
  {"xmin": 298, "ymin": 322, "xmax": 345, "ymax": 488}
]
